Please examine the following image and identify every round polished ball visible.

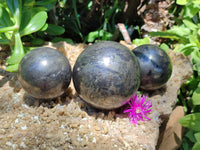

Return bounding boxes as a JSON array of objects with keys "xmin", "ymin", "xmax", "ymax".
[
  {"xmin": 73, "ymin": 41, "xmax": 140, "ymax": 109},
  {"xmin": 132, "ymin": 44, "xmax": 172, "ymax": 90},
  {"xmin": 18, "ymin": 47, "xmax": 71, "ymax": 99}
]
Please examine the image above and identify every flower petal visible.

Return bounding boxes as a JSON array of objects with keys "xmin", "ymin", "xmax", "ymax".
[
  {"xmin": 123, "ymin": 94, "xmax": 152, "ymax": 125},
  {"xmin": 143, "ymin": 115, "xmax": 151, "ymax": 120}
]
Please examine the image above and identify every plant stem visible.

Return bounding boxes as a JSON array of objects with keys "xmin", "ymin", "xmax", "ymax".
[
  {"xmin": 0, "ymin": 25, "xmax": 18, "ymax": 33},
  {"xmin": 72, "ymin": 0, "xmax": 81, "ymax": 29}
]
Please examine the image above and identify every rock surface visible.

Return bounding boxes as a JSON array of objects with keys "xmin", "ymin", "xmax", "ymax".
[
  {"xmin": 0, "ymin": 42, "xmax": 192, "ymax": 149},
  {"xmin": 158, "ymin": 106, "xmax": 185, "ymax": 150}
]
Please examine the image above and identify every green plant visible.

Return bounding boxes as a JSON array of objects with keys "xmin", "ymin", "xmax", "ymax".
[
  {"xmin": 55, "ymin": 0, "xmax": 126, "ymax": 43},
  {"xmin": 85, "ymin": 0, "xmax": 125, "ymax": 42},
  {"xmin": 149, "ymin": 0, "xmax": 200, "ymax": 149},
  {"xmin": 179, "ymin": 112, "xmax": 200, "ymax": 150},
  {"xmin": 0, "ymin": 0, "xmax": 48, "ymax": 72}
]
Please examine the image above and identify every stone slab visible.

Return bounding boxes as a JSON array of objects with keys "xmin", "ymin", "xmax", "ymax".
[{"xmin": 0, "ymin": 42, "xmax": 193, "ymax": 149}]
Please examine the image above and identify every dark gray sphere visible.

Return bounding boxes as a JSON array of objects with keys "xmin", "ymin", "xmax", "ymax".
[
  {"xmin": 132, "ymin": 44, "xmax": 172, "ymax": 90},
  {"xmin": 73, "ymin": 41, "xmax": 140, "ymax": 109},
  {"xmin": 18, "ymin": 47, "xmax": 71, "ymax": 99}
]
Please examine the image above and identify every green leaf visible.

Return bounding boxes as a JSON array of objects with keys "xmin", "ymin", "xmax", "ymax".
[
  {"xmin": 20, "ymin": 11, "xmax": 47, "ymax": 36},
  {"xmin": 169, "ymin": 26, "xmax": 191, "ymax": 37},
  {"xmin": 52, "ymin": 37, "xmax": 74, "ymax": 43},
  {"xmin": 35, "ymin": 0, "xmax": 56, "ymax": 11},
  {"xmin": 187, "ymin": 76, "xmax": 200, "ymax": 92},
  {"xmin": 150, "ymin": 26, "xmax": 190, "ymax": 41},
  {"xmin": 194, "ymin": 132, "xmax": 200, "ymax": 142},
  {"xmin": 45, "ymin": 24, "xmax": 65, "ymax": 36},
  {"xmin": 7, "ymin": 32, "xmax": 24, "ymax": 65},
  {"xmin": 160, "ymin": 43, "xmax": 169, "ymax": 52},
  {"xmin": 183, "ymin": 2, "xmax": 200, "ymax": 19},
  {"xmin": 191, "ymin": 50, "xmax": 200, "ymax": 76},
  {"xmin": 86, "ymin": 30, "xmax": 112, "ymax": 42},
  {"xmin": 40, "ymin": 23, "xmax": 48, "ymax": 31},
  {"xmin": 177, "ymin": 0, "xmax": 190, "ymax": 5},
  {"xmin": 0, "ymin": 32, "xmax": 11, "ymax": 42},
  {"xmin": 185, "ymin": 130, "xmax": 196, "ymax": 143},
  {"xmin": 20, "ymin": 7, "xmax": 47, "ymax": 33},
  {"xmin": 193, "ymin": 142, "xmax": 200, "ymax": 150},
  {"xmin": 6, "ymin": 63, "xmax": 19, "ymax": 72},
  {"xmin": 179, "ymin": 113, "xmax": 200, "ymax": 131},
  {"xmin": 0, "ymin": 38, "xmax": 10, "ymax": 44},
  {"xmin": 192, "ymin": 0, "xmax": 200, "ymax": 4},
  {"xmin": 149, "ymin": 31, "xmax": 180, "ymax": 40},
  {"xmin": 189, "ymin": 32, "xmax": 200, "ymax": 48},
  {"xmin": 87, "ymin": 1, "xmax": 93, "ymax": 9},
  {"xmin": 195, "ymin": 62, "xmax": 200, "ymax": 76},
  {"xmin": 6, "ymin": 0, "xmax": 22, "ymax": 26},
  {"xmin": 178, "ymin": 44, "xmax": 196, "ymax": 56},
  {"xmin": 24, "ymin": 46, "xmax": 36, "ymax": 53},
  {"xmin": 0, "ymin": 25, "xmax": 17, "ymax": 32},
  {"xmin": 192, "ymin": 84, "xmax": 200, "ymax": 105},
  {"xmin": 31, "ymin": 38, "xmax": 44, "ymax": 46},
  {"xmin": 132, "ymin": 37, "xmax": 150, "ymax": 46},
  {"xmin": 183, "ymin": 19, "xmax": 198, "ymax": 30},
  {"xmin": 23, "ymin": 0, "xmax": 35, "ymax": 7},
  {"xmin": 0, "ymin": 6, "xmax": 14, "ymax": 27}
]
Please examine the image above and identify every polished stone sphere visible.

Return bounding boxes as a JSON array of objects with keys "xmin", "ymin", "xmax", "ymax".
[
  {"xmin": 73, "ymin": 41, "xmax": 140, "ymax": 109},
  {"xmin": 132, "ymin": 44, "xmax": 172, "ymax": 90},
  {"xmin": 18, "ymin": 47, "xmax": 71, "ymax": 99}
]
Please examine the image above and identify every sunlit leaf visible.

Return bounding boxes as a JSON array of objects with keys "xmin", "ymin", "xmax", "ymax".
[
  {"xmin": 195, "ymin": 62, "xmax": 200, "ymax": 76},
  {"xmin": 183, "ymin": 19, "xmax": 198, "ymax": 30},
  {"xmin": 6, "ymin": 64, "xmax": 19, "ymax": 72},
  {"xmin": 193, "ymin": 142, "xmax": 200, "ymax": 150},
  {"xmin": 86, "ymin": 30, "xmax": 112, "ymax": 42},
  {"xmin": 6, "ymin": 32, "xmax": 24, "ymax": 65},
  {"xmin": 192, "ymin": 83, "xmax": 200, "ymax": 105},
  {"xmin": 177, "ymin": 0, "xmax": 190, "ymax": 5},
  {"xmin": 160, "ymin": 43, "xmax": 170, "ymax": 52},
  {"xmin": 178, "ymin": 44, "xmax": 196, "ymax": 56},
  {"xmin": 179, "ymin": 113, "xmax": 200, "ymax": 131},
  {"xmin": 87, "ymin": 1, "xmax": 93, "ymax": 9},
  {"xmin": 20, "ymin": 7, "xmax": 47, "ymax": 32},
  {"xmin": 189, "ymin": 32, "xmax": 200, "ymax": 47},
  {"xmin": 0, "ymin": 25, "xmax": 17, "ymax": 33},
  {"xmin": 191, "ymin": 49, "xmax": 200, "ymax": 64},
  {"xmin": 194, "ymin": 132, "xmax": 200, "ymax": 142},
  {"xmin": 192, "ymin": 0, "xmax": 200, "ymax": 4},
  {"xmin": 183, "ymin": 2, "xmax": 200, "ymax": 19},
  {"xmin": 132, "ymin": 37, "xmax": 150, "ymax": 46},
  {"xmin": 20, "ymin": 11, "xmax": 47, "ymax": 36},
  {"xmin": 40, "ymin": 23, "xmax": 48, "ymax": 31},
  {"xmin": 149, "ymin": 30, "xmax": 185, "ymax": 41}
]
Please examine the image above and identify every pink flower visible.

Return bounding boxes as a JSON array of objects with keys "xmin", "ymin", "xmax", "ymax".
[{"xmin": 123, "ymin": 94, "xmax": 152, "ymax": 125}]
